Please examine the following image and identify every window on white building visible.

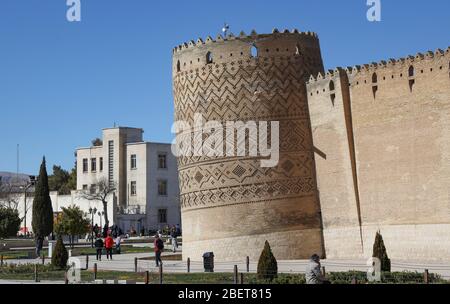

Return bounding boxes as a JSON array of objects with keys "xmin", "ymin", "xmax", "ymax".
[
  {"xmin": 91, "ymin": 158, "xmax": 97, "ymax": 172},
  {"xmin": 82, "ymin": 184, "xmax": 88, "ymax": 190},
  {"xmin": 99, "ymin": 157, "xmax": 103, "ymax": 172},
  {"xmin": 158, "ymin": 209, "xmax": 167, "ymax": 223},
  {"xmin": 82, "ymin": 159, "xmax": 88, "ymax": 173},
  {"xmin": 158, "ymin": 154, "xmax": 167, "ymax": 169},
  {"xmin": 131, "ymin": 181, "xmax": 137, "ymax": 196},
  {"xmin": 131, "ymin": 154, "xmax": 137, "ymax": 170},
  {"xmin": 158, "ymin": 180, "xmax": 167, "ymax": 196}
]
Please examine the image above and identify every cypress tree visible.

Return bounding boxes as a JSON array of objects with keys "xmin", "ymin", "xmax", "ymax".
[
  {"xmin": 51, "ymin": 236, "xmax": 69, "ymax": 269},
  {"xmin": 372, "ymin": 231, "xmax": 391, "ymax": 272},
  {"xmin": 32, "ymin": 157, "xmax": 54, "ymax": 254},
  {"xmin": 257, "ymin": 240, "xmax": 278, "ymax": 281}
]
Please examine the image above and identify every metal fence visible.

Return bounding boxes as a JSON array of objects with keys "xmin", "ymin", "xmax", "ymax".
[{"xmin": 2, "ymin": 253, "xmax": 450, "ymax": 284}]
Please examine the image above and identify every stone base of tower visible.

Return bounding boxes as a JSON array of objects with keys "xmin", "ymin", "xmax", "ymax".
[
  {"xmin": 181, "ymin": 196, "xmax": 324, "ymax": 262},
  {"xmin": 182, "ymin": 229, "xmax": 324, "ymax": 262}
]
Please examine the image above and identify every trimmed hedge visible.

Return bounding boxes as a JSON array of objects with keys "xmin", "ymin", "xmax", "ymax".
[{"xmin": 257, "ymin": 241, "xmax": 278, "ymax": 281}]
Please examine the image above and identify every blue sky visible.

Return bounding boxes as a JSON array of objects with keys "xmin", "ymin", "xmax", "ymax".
[{"xmin": 0, "ymin": 0, "xmax": 449, "ymax": 174}]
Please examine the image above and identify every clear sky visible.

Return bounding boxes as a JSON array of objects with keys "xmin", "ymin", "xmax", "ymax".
[{"xmin": 0, "ymin": 0, "xmax": 449, "ymax": 175}]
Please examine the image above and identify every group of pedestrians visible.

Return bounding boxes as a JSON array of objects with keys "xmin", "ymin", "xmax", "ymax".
[{"xmin": 94, "ymin": 234, "xmax": 122, "ymax": 261}]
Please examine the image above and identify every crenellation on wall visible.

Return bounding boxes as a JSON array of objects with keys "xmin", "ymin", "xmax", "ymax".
[
  {"xmin": 307, "ymin": 46, "xmax": 450, "ymax": 102},
  {"xmin": 172, "ymin": 30, "xmax": 322, "ymax": 74}
]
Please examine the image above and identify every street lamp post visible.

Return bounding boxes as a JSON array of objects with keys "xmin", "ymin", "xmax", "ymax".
[
  {"xmin": 98, "ymin": 211, "xmax": 103, "ymax": 232},
  {"xmin": 88, "ymin": 207, "xmax": 97, "ymax": 248}
]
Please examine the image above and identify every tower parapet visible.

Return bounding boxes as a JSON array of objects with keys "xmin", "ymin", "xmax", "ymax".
[{"xmin": 173, "ymin": 29, "xmax": 323, "ymax": 75}]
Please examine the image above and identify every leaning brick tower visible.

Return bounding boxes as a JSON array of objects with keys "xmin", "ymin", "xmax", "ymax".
[{"xmin": 172, "ymin": 29, "xmax": 326, "ymax": 261}]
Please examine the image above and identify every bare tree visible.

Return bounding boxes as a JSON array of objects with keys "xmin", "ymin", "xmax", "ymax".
[
  {"xmin": 0, "ymin": 181, "xmax": 21, "ymax": 210},
  {"xmin": 78, "ymin": 178, "xmax": 116, "ymax": 229}
]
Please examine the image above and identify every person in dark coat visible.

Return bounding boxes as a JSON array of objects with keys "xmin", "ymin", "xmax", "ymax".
[
  {"xmin": 94, "ymin": 236, "xmax": 104, "ymax": 261},
  {"xmin": 154, "ymin": 234, "xmax": 164, "ymax": 267}
]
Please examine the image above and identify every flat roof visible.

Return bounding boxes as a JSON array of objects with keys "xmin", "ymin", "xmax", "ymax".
[
  {"xmin": 125, "ymin": 141, "xmax": 172, "ymax": 146},
  {"xmin": 102, "ymin": 127, "xmax": 144, "ymax": 131},
  {"xmin": 76, "ymin": 145, "xmax": 103, "ymax": 151}
]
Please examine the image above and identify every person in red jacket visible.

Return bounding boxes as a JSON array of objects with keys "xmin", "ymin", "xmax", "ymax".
[{"xmin": 105, "ymin": 234, "xmax": 114, "ymax": 260}]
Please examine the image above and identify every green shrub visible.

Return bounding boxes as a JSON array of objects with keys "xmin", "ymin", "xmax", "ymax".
[
  {"xmin": 51, "ymin": 237, "xmax": 68, "ymax": 269},
  {"xmin": 257, "ymin": 240, "xmax": 278, "ymax": 281},
  {"xmin": 246, "ymin": 273, "xmax": 305, "ymax": 284},
  {"xmin": 327, "ymin": 271, "xmax": 368, "ymax": 284},
  {"xmin": 373, "ymin": 231, "xmax": 391, "ymax": 272},
  {"xmin": 0, "ymin": 263, "xmax": 62, "ymax": 274},
  {"xmin": 326, "ymin": 271, "xmax": 447, "ymax": 284},
  {"xmin": 0, "ymin": 207, "xmax": 21, "ymax": 238}
]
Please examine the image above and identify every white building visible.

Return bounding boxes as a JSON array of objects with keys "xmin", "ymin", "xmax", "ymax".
[
  {"xmin": 9, "ymin": 127, "xmax": 180, "ymax": 235},
  {"xmin": 75, "ymin": 127, "xmax": 181, "ymax": 233}
]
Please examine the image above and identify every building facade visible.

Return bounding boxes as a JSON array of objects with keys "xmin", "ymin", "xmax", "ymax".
[
  {"xmin": 76, "ymin": 127, "xmax": 180, "ymax": 233},
  {"xmin": 173, "ymin": 28, "xmax": 450, "ymax": 262}
]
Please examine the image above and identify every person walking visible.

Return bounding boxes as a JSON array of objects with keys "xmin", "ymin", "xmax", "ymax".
[
  {"xmin": 115, "ymin": 235, "xmax": 122, "ymax": 254},
  {"xmin": 105, "ymin": 234, "xmax": 114, "ymax": 260},
  {"xmin": 305, "ymin": 254, "xmax": 330, "ymax": 284},
  {"xmin": 170, "ymin": 226, "xmax": 178, "ymax": 253},
  {"xmin": 94, "ymin": 236, "xmax": 104, "ymax": 261},
  {"xmin": 154, "ymin": 234, "xmax": 164, "ymax": 267}
]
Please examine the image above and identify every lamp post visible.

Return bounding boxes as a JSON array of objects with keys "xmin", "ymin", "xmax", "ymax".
[
  {"xmin": 98, "ymin": 211, "xmax": 103, "ymax": 232},
  {"xmin": 88, "ymin": 207, "xmax": 97, "ymax": 248}
]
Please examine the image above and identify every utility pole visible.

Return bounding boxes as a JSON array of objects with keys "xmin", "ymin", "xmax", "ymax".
[{"xmin": 16, "ymin": 144, "xmax": 19, "ymax": 182}]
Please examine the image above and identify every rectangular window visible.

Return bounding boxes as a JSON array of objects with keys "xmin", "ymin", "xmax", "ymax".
[
  {"xmin": 131, "ymin": 154, "xmax": 137, "ymax": 170},
  {"xmin": 99, "ymin": 157, "xmax": 103, "ymax": 172},
  {"xmin": 130, "ymin": 181, "xmax": 137, "ymax": 196},
  {"xmin": 158, "ymin": 154, "xmax": 167, "ymax": 169},
  {"xmin": 91, "ymin": 158, "xmax": 97, "ymax": 172},
  {"xmin": 82, "ymin": 184, "xmax": 88, "ymax": 190},
  {"xmin": 82, "ymin": 159, "xmax": 88, "ymax": 173},
  {"xmin": 158, "ymin": 180, "xmax": 167, "ymax": 196},
  {"xmin": 158, "ymin": 209, "xmax": 167, "ymax": 224}
]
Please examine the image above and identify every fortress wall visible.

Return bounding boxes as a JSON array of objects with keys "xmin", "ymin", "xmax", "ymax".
[
  {"xmin": 182, "ymin": 197, "xmax": 323, "ymax": 261},
  {"xmin": 173, "ymin": 30, "xmax": 326, "ymax": 261},
  {"xmin": 307, "ymin": 70, "xmax": 364, "ymax": 259},
  {"xmin": 347, "ymin": 48, "xmax": 450, "ymax": 260}
]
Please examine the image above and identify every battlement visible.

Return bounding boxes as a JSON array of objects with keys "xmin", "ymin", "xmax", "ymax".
[
  {"xmin": 172, "ymin": 29, "xmax": 322, "ymax": 74},
  {"xmin": 308, "ymin": 46, "xmax": 450, "ymax": 86},
  {"xmin": 173, "ymin": 28, "xmax": 318, "ymax": 54}
]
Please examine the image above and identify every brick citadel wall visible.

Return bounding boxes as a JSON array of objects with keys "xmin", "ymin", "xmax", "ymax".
[{"xmin": 308, "ymin": 48, "xmax": 450, "ymax": 261}]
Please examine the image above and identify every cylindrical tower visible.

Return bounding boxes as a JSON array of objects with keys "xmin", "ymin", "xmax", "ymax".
[{"xmin": 172, "ymin": 29, "xmax": 325, "ymax": 261}]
